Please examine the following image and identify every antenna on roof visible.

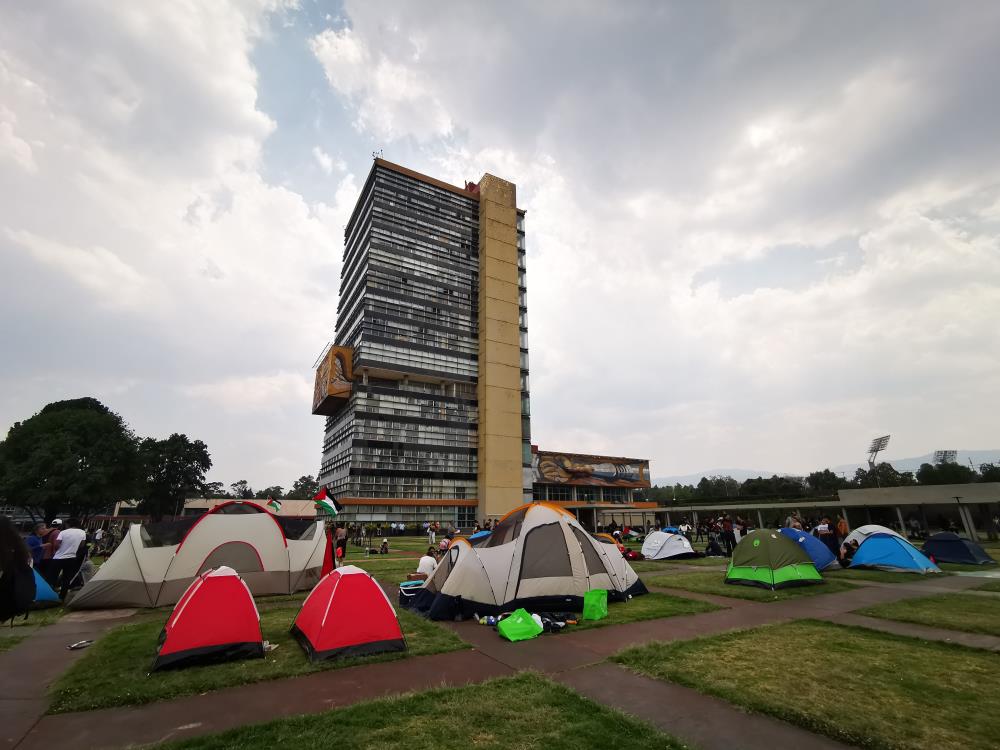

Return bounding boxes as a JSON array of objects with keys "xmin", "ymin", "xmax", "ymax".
[{"xmin": 372, "ymin": 149, "xmax": 384, "ymax": 160}]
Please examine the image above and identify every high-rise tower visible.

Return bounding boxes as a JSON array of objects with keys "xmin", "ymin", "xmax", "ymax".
[{"xmin": 312, "ymin": 159, "xmax": 532, "ymax": 526}]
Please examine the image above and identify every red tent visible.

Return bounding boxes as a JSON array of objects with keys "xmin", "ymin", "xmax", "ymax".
[
  {"xmin": 290, "ymin": 565, "xmax": 406, "ymax": 662},
  {"xmin": 152, "ymin": 566, "xmax": 263, "ymax": 671}
]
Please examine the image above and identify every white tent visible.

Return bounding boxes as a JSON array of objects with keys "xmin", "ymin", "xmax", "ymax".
[
  {"xmin": 641, "ymin": 530, "xmax": 696, "ymax": 560},
  {"xmin": 842, "ymin": 524, "xmax": 905, "ymax": 550},
  {"xmin": 69, "ymin": 501, "xmax": 328, "ymax": 609},
  {"xmin": 405, "ymin": 502, "xmax": 647, "ymax": 620}
]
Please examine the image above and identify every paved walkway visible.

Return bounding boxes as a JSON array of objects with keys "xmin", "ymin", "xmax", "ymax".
[{"xmin": 6, "ymin": 571, "xmax": 993, "ymax": 750}]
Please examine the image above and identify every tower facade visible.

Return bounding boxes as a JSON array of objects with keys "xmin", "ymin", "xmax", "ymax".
[{"xmin": 313, "ymin": 159, "xmax": 531, "ymax": 525}]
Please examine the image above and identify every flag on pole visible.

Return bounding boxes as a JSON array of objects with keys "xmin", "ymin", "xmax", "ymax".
[
  {"xmin": 313, "ymin": 486, "xmax": 342, "ymax": 517},
  {"xmin": 266, "ymin": 496, "xmax": 282, "ymax": 512}
]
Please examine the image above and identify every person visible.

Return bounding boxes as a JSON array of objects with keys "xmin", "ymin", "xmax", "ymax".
[
  {"xmin": 52, "ymin": 517, "xmax": 87, "ymax": 599},
  {"xmin": 26, "ymin": 522, "xmax": 45, "ymax": 567},
  {"xmin": 428, "ymin": 521, "xmax": 436, "ymax": 546},
  {"xmin": 1, "ymin": 516, "xmax": 36, "ymax": 624},
  {"xmin": 379, "ymin": 538, "xmax": 390, "ymax": 555},
  {"xmin": 678, "ymin": 518, "xmax": 692, "ymax": 541},
  {"xmin": 415, "ymin": 547, "xmax": 438, "ymax": 579},
  {"xmin": 334, "ymin": 523, "xmax": 347, "ymax": 562},
  {"xmin": 438, "ymin": 536, "xmax": 449, "ymax": 553},
  {"xmin": 721, "ymin": 514, "xmax": 736, "ymax": 556},
  {"xmin": 37, "ymin": 520, "xmax": 59, "ymax": 584},
  {"xmin": 839, "ymin": 539, "xmax": 859, "ymax": 568},
  {"xmin": 837, "ymin": 516, "xmax": 850, "ymax": 539}
]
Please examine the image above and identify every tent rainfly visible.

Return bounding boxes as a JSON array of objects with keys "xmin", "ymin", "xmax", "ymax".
[
  {"xmin": 291, "ymin": 566, "xmax": 406, "ymax": 661},
  {"xmin": 152, "ymin": 566, "xmax": 263, "ymax": 671},
  {"xmin": 726, "ymin": 529, "xmax": 823, "ymax": 590},
  {"xmin": 851, "ymin": 533, "xmax": 940, "ymax": 574},
  {"xmin": 404, "ymin": 502, "xmax": 647, "ymax": 620},
  {"xmin": 841, "ymin": 524, "xmax": 905, "ymax": 550},
  {"xmin": 778, "ymin": 528, "xmax": 838, "ymax": 571},
  {"xmin": 68, "ymin": 501, "xmax": 329, "ymax": 609},
  {"xmin": 922, "ymin": 532, "xmax": 996, "ymax": 566},
  {"xmin": 641, "ymin": 531, "xmax": 696, "ymax": 560}
]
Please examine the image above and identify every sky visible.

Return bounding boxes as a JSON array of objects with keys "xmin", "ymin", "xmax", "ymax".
[{"xmin": 2, "ymin": 1, "xmax": 999, "ymax": 491}]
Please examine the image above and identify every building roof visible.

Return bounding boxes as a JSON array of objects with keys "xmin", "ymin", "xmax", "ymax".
[{"xmin": 372, "ymin": 158, "xmax": 526, "ymax": 214}]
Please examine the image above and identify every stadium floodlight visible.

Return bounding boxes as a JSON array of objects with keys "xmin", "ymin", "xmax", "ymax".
[
  {"xmin": 933, "ymin": 449, "xmax": 958, "ymax": 465},
  {"xmin": 867, "ymin": 435, "xmax": 891, "ymax": 470}
]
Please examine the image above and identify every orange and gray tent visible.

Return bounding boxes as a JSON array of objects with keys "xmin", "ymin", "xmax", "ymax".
[
  {"xmin": 291, "ymin": 566, "xmax": 406, "ymax": 661},
  {"xmin": 69, "ymin": 501, "xmax": 328, "ymax": 609},
  {"xmin": 152, "ymin": 566, "xmax": 263, "ymax": 671},
  {"xmin": 403, "ymin": 502, "xmax": 648, "ymax": 620}
]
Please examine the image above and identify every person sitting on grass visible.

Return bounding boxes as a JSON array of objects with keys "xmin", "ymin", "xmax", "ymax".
[
  {"xmin": 379, "ymin": 538, "xmax": 390, "ymax": 555},
  {"xmin": 839, "ymin": 539, "xmax": 859, "ymax": 568}
]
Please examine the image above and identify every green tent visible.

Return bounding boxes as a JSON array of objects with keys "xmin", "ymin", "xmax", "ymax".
[{"xmin": 725, "ymin": 530, "xmax": 823, "ymax": 590}]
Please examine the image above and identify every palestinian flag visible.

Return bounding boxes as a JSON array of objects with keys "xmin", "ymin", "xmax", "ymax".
[
  {"xmin": 266, "ymin": 496, "xmax": 282, "ymax": 512},
  {"xmin": 313, "ymin": 486, "xmax": 343, "ymax": 517}
]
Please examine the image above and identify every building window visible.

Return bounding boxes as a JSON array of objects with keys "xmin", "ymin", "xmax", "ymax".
[
  {"xmin": 548, "ymin": 485, "xmax": 571, "ymax": 501},
  {"xmin": 577, "ymin": 487, "xmax": 596, "ymax": 502}
]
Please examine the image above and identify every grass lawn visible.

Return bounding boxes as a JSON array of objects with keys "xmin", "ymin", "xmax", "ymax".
[
  {"xmin": 0, "ymin": 635, "xmax": 26, "ymax": 652},
  {"xmin": 574, "ymin": 592, "xmax": 720, "ymax": 631},
  {"xmin": 644, "ymin": 571, "xmax": 857, "ymax": 601},
  {"xmin": 48, "ymin": 606, "xmax": 465, "ymax": 714},
  {"xmin": 615, "ymin": 619, "xmax": 1000, "ymax": 750},
  {"xmin": 974, "ymin": 579, "xmax": 1000, "ymax": 592},
  {"xmin": 156, "ymin": 673, "xmax": 686, "ymax": 750},
  {"xmin": 13, "ymin": 605, "xmax": 67, "ymax": 628},
  {"xmin": 938, "ymin": 562, "xmax": 996, "ymax": 572},
  {"xmin": 631, "ymin": 557, "xmax": 728, "ymax": 574},
  {"xmin": 857, "ymin": 593, "xmax": 1000, "ymax": 637},
  {"xmin": 823, "ymin": 568, "xmax": 950, "ymax": 584}
]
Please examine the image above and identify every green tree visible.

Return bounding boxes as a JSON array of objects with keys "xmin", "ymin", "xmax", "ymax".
[
  {"xmin": 805, "ymin": 469, "xmax": 851, "ymax": 496},
  {"xmin": 255, "ymin": 485, "xmax": 284, "ymax": 500},
  {"xmin": 916, "ymin": 461, "xmax": 977, "ymax": 485},
  {"xmin": 286, "ymin": 475, "xmax": 319, "ymax": 499},
  {"xmin": 230, "ymin": 479, "xmax": 254, "ymax": 499},
  {"xmin": 137, "ymin": 434, "xmax": 212, "ymax": 521},
  {"xmin": 979, "ymin": 463, "xmax": 1000, "ymax": 482},
  {"xmin": 202, "ymin": 481, "xmax": 230, "ymax": 498},
  {"xmin": 854, "ymin": 462, "xmax": 914, "ymax": 488},
  {"xmin": 0, "ymin": 397, "xmax": 139, "ymax": 520}
]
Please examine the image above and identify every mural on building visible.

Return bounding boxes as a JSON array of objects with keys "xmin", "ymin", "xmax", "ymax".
[
  {"xmin": 532, "ymin": 451, "xmax": 650, "ymax": 488},
  {"xmin": 312, "ymin": 346, "xmax": 353, "ymax": 415}
]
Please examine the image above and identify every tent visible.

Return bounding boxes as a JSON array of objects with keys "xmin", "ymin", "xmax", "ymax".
[
  {"xmin": 151, "ymin": 566, "xmax": 263, "ymax": 671},
  {"xmin": 922, "ymin": 532, "xmax": 996, "ymax": 565},
  {"xmin": 32, "ymin": 569, "xmax": 60, "ymax": 607},
  {"xmin": 405, "ymin": 503, "xmax": 648, "ymax": 620},
  {"xmin": 641, "ymin": 531, "xmax": 696, "ymax": 560},
  {"xmin": 778, "ymin": 528, "xmax": 838, "ymax": 571},
  {"xmin": 69, "ymin": 501, "xmax": 329, "ymax": 609},
  {"xmin": 291, "ymin": 566, "xmax": 406, "ymax": 661},
  {"xmin": 726, "ymin": 530, "xmax": 823, "ymax": 590},
  {"xmin": 842, "ymin": 524, "xmax": 905, "ymax": 549},
  {"xmin": 851, "ymin": 533, "xmax": 941, "ymax": 574}
]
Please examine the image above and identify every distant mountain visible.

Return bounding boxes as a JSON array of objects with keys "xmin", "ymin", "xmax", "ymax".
[
  {"xmin": 829, "ymin": 450, "xmax": 1000, "ymax": 477},
  {"xmin": 653, "ymin": 468, "xmax": 780, "ymax": 486},
  {"xmin": 654, "ymin": 450, "xmax": 1000, "ymax": 487}
]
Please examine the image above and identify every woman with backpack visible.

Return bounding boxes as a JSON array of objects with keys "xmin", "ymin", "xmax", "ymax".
[{"xmin": 1, "ymin": 516, "xmax": 36, "ymax": 625}]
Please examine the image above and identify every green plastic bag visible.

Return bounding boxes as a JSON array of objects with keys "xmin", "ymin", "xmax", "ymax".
[
  {"xmin": 583, "ymin": 589, "xmax": 608, "ymax": 621},
  {"xmin": 497, "ymin": 608, "xmax": 543, "ymax": 642}
]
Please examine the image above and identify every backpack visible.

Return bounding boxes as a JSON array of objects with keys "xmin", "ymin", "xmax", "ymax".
[{"xmin": 0, "ymin": 564, "xmax": 37, "ymax": 625}]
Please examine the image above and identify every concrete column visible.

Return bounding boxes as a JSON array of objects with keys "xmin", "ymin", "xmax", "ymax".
[
  {"xmin": 895, "ymin": 506, "xmax": 906, "ymax": 535},
  {"xmin": 841, "ymin": 506, "xmax": 850, "ymax": 530},
  {"xmin": 666, "ymin": 512, "xmax": 671, "ymax": 526},
  {"xmin": 959, "ymin": 505, "xmax": 979, "ymax": 541},
  {"xmin": 757, "ymin": 510, "xmax": 764, "ymax": 529}
]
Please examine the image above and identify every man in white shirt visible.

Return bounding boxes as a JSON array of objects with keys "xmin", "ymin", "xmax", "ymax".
[
  {"xmin": 52, "ymin": 517, "xmax": 87, "ymax": 598},
  {"xmin": 416, "ymin": 547, "xmax": 438, "ymax": 579}
]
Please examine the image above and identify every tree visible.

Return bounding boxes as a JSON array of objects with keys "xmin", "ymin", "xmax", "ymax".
[
  {"xmin": 230, "ymin": 479, "xmax": 254, "ymax": 499},
  {"xmin": 854, "ymin": 462, "xmax": 913, "ymax": 488},
  {"xmin": 979, "ymin": 463, "xmax": 1000, "ymax": 483},
  {"xmin": 255, "ymin": 486, "xmax": 284, "ymax": 500},
  {"xmin": 805, "ymin": 469, "xmax": 851, "ymax": 496},
  {"xmin": 0, "ymin": 398, "xmax": 139, "ymax": 520},
  {"xmin": 202, "ymin": 481, "xmax": 229, "ymax": 498},
  {"xmin": 916, "ymin": 461, "xmax": 977, "ymax": 485},
  {"xmin": 137, "ymin": 434, "xmax": 212, "ymax": 521},
  {"xmin": 286, "ymin": 475, "xmax": 319, "ymax": 499}
]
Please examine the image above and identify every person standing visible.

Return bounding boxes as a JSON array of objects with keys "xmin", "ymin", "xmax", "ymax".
[
  {"xmin": 1, "ymin": 516, "xmax": 36, "ymax": 624},
  {"xmin": 722, "ymin": 514, "xmax": 736, "ymax": 557},
  {"xmin": 26, "ymin": 522, "xmax": 45, "ymax": 567},
  {"xmin": 334, "ymin": 523, "xmax": 348, "ymax": 564},
  {"xmin": 51, "ymin": 517, "xmax": 87, "ymax": 599}
]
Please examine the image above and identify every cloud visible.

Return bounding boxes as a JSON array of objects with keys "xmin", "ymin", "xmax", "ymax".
[{"xmin": 181, "ymin": 371, "xmax": 313, "ymax": 413}]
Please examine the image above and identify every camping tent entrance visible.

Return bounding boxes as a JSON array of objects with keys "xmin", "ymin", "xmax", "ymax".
[{"xmin": 726, "ymin": 563, "xmax": 822, "ymax": 590}]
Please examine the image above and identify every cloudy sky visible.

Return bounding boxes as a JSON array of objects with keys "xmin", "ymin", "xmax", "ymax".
[{"xmin": 2, "ymin": 1, "xmax": 999, "ymax": 489}]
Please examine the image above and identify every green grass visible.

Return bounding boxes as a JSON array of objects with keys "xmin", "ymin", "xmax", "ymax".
[
  {"xmin": 615, "ymin": 619, "xmax": 1000, "ymax": 750},
  {"xmin": 631, "ymin": 557, "xmax": 727, "ymax": 574},
  {"xmin": 574, "ymin": 592, "xmax": 720, "ymax": 630},
  {"xmin": 644, "ymin": 571, "xmax": 857, "ymax": 601},
  {"xmin": 0, "ymin": 635, "xmax": 26, "ymax": 652},
  {"xmin": 938, "ymin": 562, "xmax": 996, "ymax": 572},
  {"xmin": 48, "ymin": 606, "xmax": 465, "ymax": 714},
  {"xmin": 156, "ymin": 672, "xmax": 687, "ymax": 750},
  {"xmin": 13, "ymin": 605, "xmax": 67, "ymax": 628},
  {"xmin": 824, "ymin": 568, "xmax": 950, "ymax": 583},
  {"xmin": 974, "ymin": 579, "xmax": 1000, "ymax": 592},
  {"xmin": 857, "ymin": 593, "xmax": 1000, "ymax": 637}
]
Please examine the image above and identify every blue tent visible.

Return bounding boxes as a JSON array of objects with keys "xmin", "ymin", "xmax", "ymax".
[
  {"xmin": 851, "ymin": 533, "xmax": 940, "ymax": 574},
  {"xmin": 661, "ymin": 526, "xmax": 679, "ymax": 533},
  {"xmin": 468, "ymin": 530, "xmax": 491, "ymax": 544},
  {"xmin": 33, "ymin": 568, "xmax": 60, "ymax": 606},
  {"xmin": 778, "ymin": 528, "xmax": 837, "ymax": 570}
]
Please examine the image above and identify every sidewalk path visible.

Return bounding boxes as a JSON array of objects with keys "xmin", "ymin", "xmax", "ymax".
[{"xmin": 10, "ymin": 570, "xmax": 992, "ymax": 750}]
